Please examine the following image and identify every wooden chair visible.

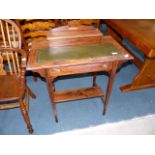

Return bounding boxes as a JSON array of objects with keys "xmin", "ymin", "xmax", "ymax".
[
  {"xmin": 0, "ymin": 19, "xmax": 36, "ymax": 133},
  {"xmin": 15, "ymin": 19, "xmax": 57, "ymax": 81},
  {"xmin": 17, "ymin": 19, "xmax": 56, "ymax": 48}
]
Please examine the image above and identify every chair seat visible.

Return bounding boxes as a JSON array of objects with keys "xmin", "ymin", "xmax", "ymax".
[{"xmin": 0, "ymin": 75, "xmax": 21, "ymax": 101}]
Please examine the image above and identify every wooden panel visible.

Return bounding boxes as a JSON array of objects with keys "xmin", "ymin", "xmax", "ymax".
[
  {"xmin": 107, "ymin": 27, "xmax": 122, "ymax": 43},
  {"xmin": 47, "ymin": 63, "xmax": 112, "ymax": 76},
  {"xmin": 123, "ymin": 45, "xmax": 143, "ymax": 69},
  {"xmin": 104, "ymin": 19, "xmax": 155, "ymax": 58},
  {"xmin": 32, "ymin": 25, "xmax": 102, "ymax": 49},
  {"xmin": 31, "ymin": 36, "xmax": 102, "ymax": 49},
  {"xmin": 53, "ymin": 86, "xmax": 104, "ymax": 103}
]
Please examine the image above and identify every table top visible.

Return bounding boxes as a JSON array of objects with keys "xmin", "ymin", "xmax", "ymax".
[
  {"xmin": 104, "ymin": 19, "xmax": 155, "ymax": 57},
  {"xmin": 37, "ymin": 43, "xmax": 120, "ymax": 63},
  {"xmin": 27, "ymin": 36, "xmax": 132, "ymax": 70}
]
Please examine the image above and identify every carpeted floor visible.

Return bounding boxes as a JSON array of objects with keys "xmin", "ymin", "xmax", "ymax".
[
  {"xmin": 54, "ymin": 114, "xmax": 155, "ymax": 135},
  {"xmin": 0, "ymin": 32, "xmax": 155, "ymax": 135}
]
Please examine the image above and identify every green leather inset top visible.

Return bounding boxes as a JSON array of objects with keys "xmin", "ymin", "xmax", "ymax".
[{"xmin": 36, "ymin": 43, "xmax": 121, "ymax": 63}]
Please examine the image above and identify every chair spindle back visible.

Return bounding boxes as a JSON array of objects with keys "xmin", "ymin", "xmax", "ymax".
[{"xmin": 0, "ymin": 19, "xmax": 22, "ymax": 75}]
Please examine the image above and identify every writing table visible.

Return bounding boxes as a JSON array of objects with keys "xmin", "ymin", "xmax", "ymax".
[{"xmin": 27, "ymin": 25, "xmax": 132, "ymax": 122}]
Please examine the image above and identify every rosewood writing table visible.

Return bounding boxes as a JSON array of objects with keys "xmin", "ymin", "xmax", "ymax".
[
  {"xmin": 27, "ymin": 25, "xmax": 132, "ymax": 122},
  {"xmin": 104, "ymin": 19, "xmax": 155, "ymax": 92}
]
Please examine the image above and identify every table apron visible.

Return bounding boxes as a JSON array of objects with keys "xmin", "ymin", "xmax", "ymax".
[{"xmin": 46, "ymin": 62, "xmax": 113, "ymax": 77}]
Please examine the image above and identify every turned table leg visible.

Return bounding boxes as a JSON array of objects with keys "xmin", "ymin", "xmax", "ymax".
[{"xmin": 103, "ymin": 62, "xmax": 118, "ymax": 115}]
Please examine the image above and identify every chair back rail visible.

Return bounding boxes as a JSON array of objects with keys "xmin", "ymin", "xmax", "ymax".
[
  {"xmin": 0, "ymin": 19, "xmax": 22, "ymax": 75},
  {"xmin": 16, "ymin": 19, "xmax": 56, "ymax": 48}
]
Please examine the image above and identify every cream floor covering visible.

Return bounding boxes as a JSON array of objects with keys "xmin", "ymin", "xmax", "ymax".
[{"xmin": 54, "ymin": 114, "xmax": 155, "ymax": 135}]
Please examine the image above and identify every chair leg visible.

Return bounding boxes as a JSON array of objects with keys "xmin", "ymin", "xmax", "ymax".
[
  {"xmin": 19, "ymin": 99, "xmax": 33, "ymax": 134},
  {"xmin": 100, "ymin": 95, "xmax": 105, "ymax": 105},
  {"xmin": 25, "ymin": 85, "xmax": 36, "ymax": 112},
  {"xmin": 25, "ymin": 89, "xmax": 30, "ymax": 112}
]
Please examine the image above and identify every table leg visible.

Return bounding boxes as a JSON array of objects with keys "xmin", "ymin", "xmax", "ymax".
[
  {"xmin": 92, "ymin": 72, "xmax": 105, "ymax": 106},
  {"xmin": 46, "ymin": 77, "xmax": 58, "ymax": 123},
  {"xmin": 93, "ymin": 73, "xmax": 97, "ymax": 87},
  {"xmin": 120, "ymin": 58, "xmax": 155, "ymax": 92},
  {"xmin": 103, "ymin": 62, "xmax": 118, "ymax": 115}
]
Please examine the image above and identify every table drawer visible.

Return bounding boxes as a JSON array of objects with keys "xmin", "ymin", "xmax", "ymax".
[{"xmin": 48, "ymin": 62, "xmax": 112, "ymax": 76}]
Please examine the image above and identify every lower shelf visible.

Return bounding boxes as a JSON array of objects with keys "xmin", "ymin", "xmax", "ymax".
[{"xmin": 53, "ymin": 86, "xmax": 104, "ymax": 103}]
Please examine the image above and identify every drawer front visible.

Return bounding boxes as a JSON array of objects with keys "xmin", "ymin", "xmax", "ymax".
[{"xmin": 47, "ymin": 62, "xmax": 112, "ymax": 76}]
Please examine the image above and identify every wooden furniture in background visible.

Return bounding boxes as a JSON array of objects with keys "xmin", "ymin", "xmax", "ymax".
[
  {"xmin": 62, "ymin": 19, "xmax": 100, "ymax": 28},
  {"xmin": 0, "ymin": 19, "xmax": 36, "ymax": 133},
  {"xmin": 15, "ymin": 19, "xmax": 56, "ymax": 81},
  {"xmin": 16, "ymin": 19, "xmax": 56, "ymax": 48},
  {"xmin": 27, "ymin": 25, "xmax": 132, "ymax": 122},
  {"xmin": 67, "ymin": 19, "xmax": 100, "ymax": 28},
  {"xmin": 104, "ymin": 19, "xmax": 155, "ymax": 92}
]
